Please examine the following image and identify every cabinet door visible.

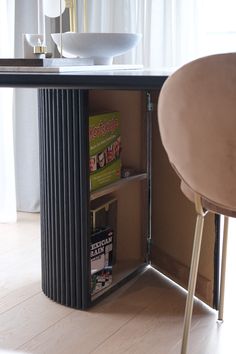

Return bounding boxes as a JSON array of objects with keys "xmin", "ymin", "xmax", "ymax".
[{"xmin": 151, "ymin": 93, "xmax": 219, "ymax": 307}]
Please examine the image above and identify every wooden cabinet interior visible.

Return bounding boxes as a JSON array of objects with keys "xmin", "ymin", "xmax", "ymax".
[
  {"xmin": 88, "ymin": 90, "xmax": 217, "ymax": 307},
  {"xmin": 89, "ymin": 90, "xmax": 148, "ymax": 300}
]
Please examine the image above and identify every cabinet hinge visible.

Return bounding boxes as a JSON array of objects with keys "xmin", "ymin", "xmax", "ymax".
[
  {"xmin": 145, "ymin": 90, "xmax": 153, "ymax": 265},
  {"xmin": 146, "ymin": 237, "xmax": 152, "ymax": 263},
  {"xmin": 146, "ymin": 92, "xmax": 154, "ymax": 112}
]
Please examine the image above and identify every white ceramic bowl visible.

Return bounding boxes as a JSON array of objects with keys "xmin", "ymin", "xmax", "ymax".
[{"xmin": 51, "ymin": 32, "xmax": 142, "ymax": 65}]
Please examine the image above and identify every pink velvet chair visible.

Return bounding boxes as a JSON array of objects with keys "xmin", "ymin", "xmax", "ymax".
[{"xmin": 157, "ymin": 53, "xmax": 236, "ymax": 354}]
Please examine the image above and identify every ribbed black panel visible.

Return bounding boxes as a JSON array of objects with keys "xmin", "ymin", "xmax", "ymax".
[{"xmin": 38, "ymin": 89, "xmax": 90, "ymax": 309}]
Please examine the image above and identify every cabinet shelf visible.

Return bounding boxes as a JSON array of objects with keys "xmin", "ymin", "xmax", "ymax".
[
  {"xmin": 91, "ymin": 260, "xmax": 146, "ymax": 301},
  {"xmin": 90, "ymin": 172, "xmax": 147, "ymax": 200}
]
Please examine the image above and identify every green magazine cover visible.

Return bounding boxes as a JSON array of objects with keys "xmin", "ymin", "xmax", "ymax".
[{"xmin": 89, "ymin": 111, "xmax": 121, "ymax": 191}]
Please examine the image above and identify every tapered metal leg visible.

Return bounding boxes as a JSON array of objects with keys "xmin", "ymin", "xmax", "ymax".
[
  {"xmin": 218, "ymin": 216, "xmax": 229, "ymax": 321},
  {"xmin": 181, "ymin": 213, "xmax": 205, "ymax": 354}
]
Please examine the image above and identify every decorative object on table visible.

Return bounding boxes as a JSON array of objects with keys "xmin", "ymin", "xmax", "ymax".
[
  {"xmin": 48, "ymin": 0, "xmax": 142, "ymax": 64},
  {"xmin": 20, "ymin": 0, "xmax": 74, "ymax": 60},
  {"xmin": 0, "ymin": 58, "xmax": 93, "ymax": 67},
  {"xmin": 51, "ymin": 32, "xmax": 142, "ymax": 65},
  {"xmin": 0, "ymin": 1, "xmax": 142, "ymax": 71},
  {"xmin": 23, "ymin": 34, "xmax": 47, "ymax": 59}
]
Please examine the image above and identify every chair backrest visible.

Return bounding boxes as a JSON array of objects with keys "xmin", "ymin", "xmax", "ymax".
[{"xmin": 158, "ymin": 53, "xmax": 236, "ymax": 214}]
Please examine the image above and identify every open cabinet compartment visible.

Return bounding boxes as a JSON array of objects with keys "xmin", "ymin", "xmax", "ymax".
[
  {"xmin": 88, "ymin": 90, "xmax": 148, "ymax": 303},
  {"xmin": 88, "ymin": 90, "xmax": 218, "ymax": 308}
]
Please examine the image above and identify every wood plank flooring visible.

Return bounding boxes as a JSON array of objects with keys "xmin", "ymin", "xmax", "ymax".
[{"xmin": 0, "ymin": 213, "xmax": 235, "ymax": 354}]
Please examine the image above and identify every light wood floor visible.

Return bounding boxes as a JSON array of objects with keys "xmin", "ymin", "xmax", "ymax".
[{"xmin": 0, "ymin": 213, "xmax": 236, "ymax": 354}]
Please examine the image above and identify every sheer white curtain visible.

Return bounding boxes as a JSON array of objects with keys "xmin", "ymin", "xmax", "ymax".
[
  {"xmin": 0, "ymin": 0, "xmax": 16, "ymax": 222},
  {"xmin": 14, "ymin": 0, "xmax": 40, "ymax": 213},
  {"xmin": 149, "ymin": 0, "xmax": 203, "ymax": 68},
  {"xmin": 144, "ymin": 0, "xmax": 236, "ymax": 68},
  {"xmin": 0, "ymin": 0, "xmax": 40, "ymax": 222},
  {"xmin": 79, "ymin": 0, "xmax": 236, "ymax": 66},
  {"xmin": 77, "ymin": 0, "xmax": 203, "ymax": 68},
  {"xmin": 198, "ymin": 0, "xmax": 236, "ymax": 56},
  {"xmin": 78, "ymin": 0, "xmax": 152, "ymax": 66}
]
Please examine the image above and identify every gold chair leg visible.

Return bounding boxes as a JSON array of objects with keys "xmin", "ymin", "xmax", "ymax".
[
  {"xmin": 218, "ymin": 216, "xmax": 229, "ymax": 321},
  {"xmin": 181, "ymin": 212, "xmax": 205, "ymax": 354}
]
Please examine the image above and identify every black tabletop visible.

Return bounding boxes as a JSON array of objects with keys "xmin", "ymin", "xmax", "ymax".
[{"xmin": 0, "ymin": 69, "xmax": 170, "ymax": 90}]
